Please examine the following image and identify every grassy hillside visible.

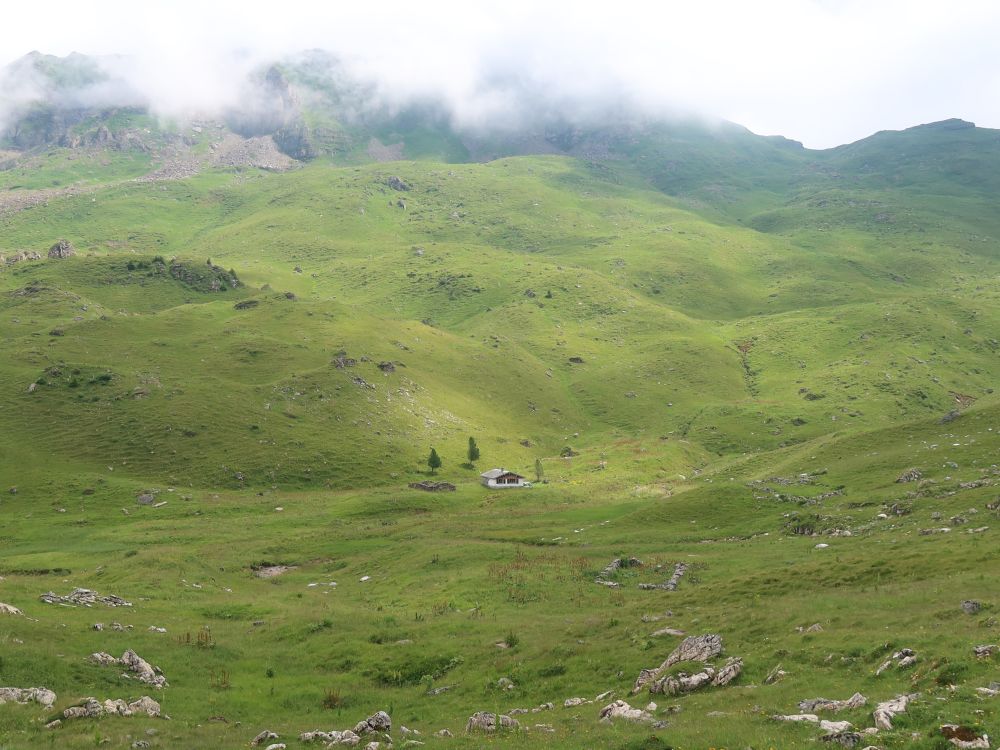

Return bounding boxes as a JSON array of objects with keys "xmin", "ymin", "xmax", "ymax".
[{"xmin": 0, "ymin": 120, "xmax": 999, "ymax": 748}]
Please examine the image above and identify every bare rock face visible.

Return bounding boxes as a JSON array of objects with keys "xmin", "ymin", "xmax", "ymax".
[
  {"xmin": 47, "ymin": 239, "xmax": 76, "ymax": 258},
  {"xmin": 465, "ymin": 711, "xmax": 520, "ymax": 732},
  {"xmin": 0, "ymin": 687, "xmax": 57, "ymax": 708}
]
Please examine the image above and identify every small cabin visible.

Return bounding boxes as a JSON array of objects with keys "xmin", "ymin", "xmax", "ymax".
[{"xmin": 480, "ymin": 468, "xmax": 527, "ymax": 488}]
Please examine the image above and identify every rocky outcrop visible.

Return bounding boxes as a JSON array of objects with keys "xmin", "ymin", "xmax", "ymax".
[
  {"xmin": 251, "ymin": 731, "xmax": 280, "ymax": 746},
  {"xmin": 0, "ymin": 687, "xmax": 57, "ymax": 708},
  {"xmin": 47, "ymin": 239, "xmax": 76, "ymax": 258},
  {"xmin": 633, "ymin": 634, "xmax": 734, "ymax": 695},
  {"xmin": 598, "ymin": 700, "xmax": 656, "ymax": 724},
  {"xmin": 40, "ymin": 588, "xmax": 132, "ymax": 607},
  {"xmin": 873, "ymin": 694, "xmax": 917, "ymax": 730},
  {"xmin": 386, "ymin": 176, "xmax": 411, "ymax": 191},
  {"xmin": 89, "ymin": 649, "xmax": 167, "ymax": 688},
  {"xmin": 799, "ymin": 693, "xmax": 868, "ymax": 712},
  {"xmin": 354, "ymin": 711, "xmax": 391, "ymax": 735},
  {"xmin": 0, "ymin": 602, "xmax": 23, "ymax": 615},
  {"xmin": 650, "ymin": 657, "xmax": 743, "ymax": 695},
  {"xmin": 299, "ymin": 730, "xmax": 360, "ymax": 744},
  {"xmin": 465, "ymin": 712, "xmax": 519, "ymax": 732},
  {"xmin": 62, "ymin": 695, "xmax": 161, "ymax": 720},
  {"xmin": 896, "ymin": 468, "xmax": 922, "ymax": 483}
]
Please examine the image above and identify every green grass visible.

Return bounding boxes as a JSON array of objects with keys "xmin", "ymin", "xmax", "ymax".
[{"xmin": 0, "ymin": 119, "xmax": 999, "ymax": 748}]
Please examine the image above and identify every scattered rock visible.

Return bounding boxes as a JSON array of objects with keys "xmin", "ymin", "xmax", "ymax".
[
  {"xmin": 377, "ymin": 361, "xmax": 396, "ymax": 373},
  {"xmin": 961, "ymin": 600, "xmax": 982, "ymax": 614},
  {"xmin": 234, "ymin": 299, "xmax": 260, "ymax": 310},
  {"xmin": 973, "ymin": 644, "xmax": 998, "ymax": 658},
  {"xmin": 386, "ymin": 176, "xmax": 411, "ymax": 191},
  {"xmin": 0, "ymin": 687, "xmax": 57, "ymax": 708},
  {"xmin": 496, "ymin": 677, "xmax": 515, "ymax": 691},
  {"xmin": 433, "ymin": 729, "xmax": 452, "ymax": 737},
  {"xmin": 465, "ymin": 711, "xmax": 519, "ymax": 732},
  {"xmin": 564, "ymin": 697, "xmax": 589, "ymax": 707},
  {"xmin": 568, "ymin": 357, "xmax": 585, "ymax": 364},
  {"xmin": 47, "ymin": 239, "xmax": 76, "ymax": 259},
  {"xmin": 0, "ymin": 602, "xmax": 23, "ymax": 616}
]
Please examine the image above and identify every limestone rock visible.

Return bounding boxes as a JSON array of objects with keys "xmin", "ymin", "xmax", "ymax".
[
  {"xmin": 354, "ymin": 711, "xmax": 391, "ymax": 735},
  {"xmin": 0, "ymin": 687, "xmax": 57, "ymax": 708},
  {"xmin": 0, "ymin": 602, "xmax": 23, "ymax": 616},
  {"xmin": 465, "ymin": 711, "xmax": 520, "ymax": 732},
  {"xmin": 799, "ymin": 693, "xmax": 868, "ymax": 712},
  {"xmin": 251, "ymin": 730, "xmax": 280, "ymax": 746},
  {"xmin": 773, "ymin": 714, "xmax": 819, "ymax": 723},
  {"xmin": 598, "ymin": 699, "xmax": 654, "ymax": 724},
  {"xmin": 873, "ymin": 694, "xmax": 916, "ymax": 730},
  {"xmin": 47, "ymin": 240, "xmax": 76, "ymax": 258}
]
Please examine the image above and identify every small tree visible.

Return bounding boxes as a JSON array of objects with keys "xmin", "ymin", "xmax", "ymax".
[
  {"xmin": 467, "ymin": 437, "xmax": 480, "ymax": 464},
  {"xmin": 427, "ymin": 447, "xmax": 442, "ymax": 474},
  {"xmin": 535, "ymin": 458, "xmax": 544, "ymax": 483}
]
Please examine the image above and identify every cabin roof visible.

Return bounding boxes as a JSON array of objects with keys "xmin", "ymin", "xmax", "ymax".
[{"xmin": 480, "ymin": 468, "xmax": 523, "ymax": 479}]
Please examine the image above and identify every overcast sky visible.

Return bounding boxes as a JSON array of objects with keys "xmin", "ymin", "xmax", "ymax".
[{"xmin": 1, "ymin": 0, "xmax": 999, "ymax": 148}]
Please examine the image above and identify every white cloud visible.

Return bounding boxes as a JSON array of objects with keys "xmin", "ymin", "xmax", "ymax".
[{"xmin": 1, "ymin": 0, "xmax": 999, "ymax": 147}]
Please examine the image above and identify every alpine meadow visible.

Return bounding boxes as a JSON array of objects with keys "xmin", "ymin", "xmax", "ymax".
[{"xmin": 0, "ymin": 44, "xmax": 999, "ymax": 750}]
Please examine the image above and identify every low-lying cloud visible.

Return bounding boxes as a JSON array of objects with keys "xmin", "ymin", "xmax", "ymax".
[{"xmin": 2, "ymin": 0, "xmax": 1000, "ymax": 148}]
